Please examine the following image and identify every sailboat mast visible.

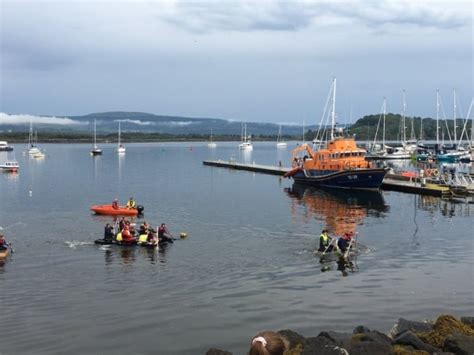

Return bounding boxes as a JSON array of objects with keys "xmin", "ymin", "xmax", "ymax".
[
  {"xmin": 118, "ymin": 121, "xmax": 121, "ymax": 147},
  {"xmin": 402, "ymin": 90, "xmax": 406, "ymax": 143},
  {"xmin": 94, "ymin": 119, "xmax": 97, "ymax": 147},
  {"xmin": 382, "ymin": 97, "xmax": 386, "ymax": 147},
  {"xmin": 436, "ymin": 91, "xmax": 440, "ymax": 145},
  {"xmin": 453, "ymin": 89, "xmax": 457, "ymax": 143},
  {"xmin": 330, "ymin": 77, "xmax": 336, "ymax": 140},
  {"xmin": 28, "ymin": 119, "xmax": 33, "ymax": 147}
]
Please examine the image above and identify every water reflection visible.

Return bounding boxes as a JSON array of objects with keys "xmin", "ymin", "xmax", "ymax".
[
  {"xmin": 92, "ymin": 153, "xmax": 100, "ymax": 181},
  {"xmin": 102, "ymin": 244, "xmax": 169, "ymax": 266},
  {"xmin": 2, "ymin": 171, "xmax": 19, "ymax": 181},
  {"xmin": 118, "ymin": 153, "xmax": 125, "ymax": 181},
  {"xmin": 239, "ymin": 149, "xmax": 252, "ymax": 164},
  {"xmin": 284, "ymin": 184, "xmax": 389, "ymax": 235},
  {"xmin": 416, "ymin": 194, "xmax": 473, "ymax": 217}
]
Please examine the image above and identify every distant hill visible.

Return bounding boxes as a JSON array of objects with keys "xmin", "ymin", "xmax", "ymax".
[
  {"xmin": 0, "ymin": 111, "xmax": 317, "ymax": 137},
  {"xmin": 1, "ymin": 111, "xmax": 470, "ymax": 142}
]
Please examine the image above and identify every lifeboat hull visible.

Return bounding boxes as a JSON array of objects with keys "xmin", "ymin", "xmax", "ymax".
[
  {"xmin": 292, "ymin": 168, "xmax": 388, "ymax": 190},
  {"xmin": 91, "ymin": 204, "xmax": 138, "ymax": 216}
]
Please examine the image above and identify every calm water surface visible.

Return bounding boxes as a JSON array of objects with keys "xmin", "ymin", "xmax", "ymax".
[{"xmin": 1, "ymin": 142, "xmax": 473, "ymax": 354}]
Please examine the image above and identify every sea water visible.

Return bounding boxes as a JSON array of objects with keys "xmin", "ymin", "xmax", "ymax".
[{"xmin": 0, "ymin": 142, "xmax": 472, "ymax": 354}]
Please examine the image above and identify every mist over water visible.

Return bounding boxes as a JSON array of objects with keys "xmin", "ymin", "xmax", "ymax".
[{"xmin": 1, "ymin": 142, "xmax": 472, "ymax": 354}]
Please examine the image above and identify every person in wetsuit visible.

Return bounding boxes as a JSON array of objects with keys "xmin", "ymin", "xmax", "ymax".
[
  {"xmin": 0, "ymin": 234, "xmax": 10, "ymax": 251},
  {"xmin": 103, "ymin": 223, "xmax": 115, "ymax": 243},
  {"xmin": 158, "ymin": 223, "xmax": 174, "ymax": 243}
]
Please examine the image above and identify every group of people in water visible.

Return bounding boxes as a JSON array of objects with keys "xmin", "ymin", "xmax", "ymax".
[
  {"xmin": 318, "ymin": 229, "xmax": 354, "ymax": 254},
  {"xmin": 103, "ymin": 218, "xmax": 174, "ymax": 246},
  {"xmin": 318, "ymin": 229, "xmax": 356, "ymax": 276}
]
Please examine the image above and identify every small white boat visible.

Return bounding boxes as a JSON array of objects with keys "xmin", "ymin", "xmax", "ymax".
[
  {"xmin": 0, "ymin": 141, "xmax": 13, "ymax": 152},
  {"xmin": 117, "ymin": 121, "xmax": 126, "ymax": 154},
  {"xmin": 32, "ymin": 151, "xmax": 45, "ymax": 159},
  {"xmin": 0, "ymin": 160, "xmax": 19, "ymax": 172},
  {"xmin": 238, "ymin": 141, "xmax": 253, "ymax": 150}
]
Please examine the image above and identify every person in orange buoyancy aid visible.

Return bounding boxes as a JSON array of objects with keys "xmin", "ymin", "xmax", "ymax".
[
  {"xmin": 121, "ymin": 225, "xmax": 136, "ymax": 244},
  {"xmin": 112, "ymin": 199, "xmax": 119, "ymax": 210}
]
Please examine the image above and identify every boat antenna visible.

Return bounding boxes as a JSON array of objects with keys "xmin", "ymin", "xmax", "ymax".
[{"xmin": 331, "ymin": 77, "xmax": 336, "ymax": 140}]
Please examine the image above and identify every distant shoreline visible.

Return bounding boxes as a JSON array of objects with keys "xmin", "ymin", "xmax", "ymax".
[{"xmin": 0, "ymin": 132, "xmax": 299, "ymax": 144}]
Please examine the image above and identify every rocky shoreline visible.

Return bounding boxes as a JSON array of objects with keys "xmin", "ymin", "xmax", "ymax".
[{"xmin": 206, "ymin": 314, "xmax": 474, "ymax": 355}]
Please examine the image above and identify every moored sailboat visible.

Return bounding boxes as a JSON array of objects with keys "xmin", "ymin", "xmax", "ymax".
[
  {"xmin": 91, "ymin": 119, "xmax": 102, "ymax": 156},
  {"xmin": 27, "ymin": 120, "xmax": 40, "ymax": 155},
  {"xmin": 276, "ymin": 124, "xmax": 287, "ymax": 148},
  {"xmin": 284, "ymin": 78, "xmax": 388, "ymax": 190},
  {"xmin": 238, "ymin": 123, "xmax": 253, "ymax": 150},
  {"xmin": 117, "ymin": 121, "xmax": 126, "ymax": 154},
  {"xmin": 207, "ymin": 129, "xmax": 217, "ymax": 148}
]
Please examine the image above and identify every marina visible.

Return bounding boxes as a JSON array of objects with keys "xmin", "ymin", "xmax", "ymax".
[{"xmin": 203, "ymin": 159, "xmax": 464, "ymax": 197}]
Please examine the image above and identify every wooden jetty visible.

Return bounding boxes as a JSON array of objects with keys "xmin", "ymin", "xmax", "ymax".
[
  {"xmin": 203, "ymin": 160, "xmax": 452, "ymax": 197},
  {"xmin": 381, "ymin": 178, "xmax": 451, "ymax": 197},
  {"xmin": 203, "ymin": 159, "xmax": 290, "ymax": 176}
]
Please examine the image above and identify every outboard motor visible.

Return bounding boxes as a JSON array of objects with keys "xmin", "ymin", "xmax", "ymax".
[{"xmin": 137, "ymin": 205, "xmax": 144, "ymax": 216}]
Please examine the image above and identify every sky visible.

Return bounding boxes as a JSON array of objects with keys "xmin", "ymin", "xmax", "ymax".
[{"xmin": 0, "ymin": 0, "xmax": 473, "ymax": 125}]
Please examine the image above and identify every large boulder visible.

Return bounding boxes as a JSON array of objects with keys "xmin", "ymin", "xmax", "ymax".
[
  {"xmin": 393, "ymin": 330, "xmax": 439, "ymax": 353},
  {"xmin": 302, "ymin": 336, "xmax": 347, "ymax": 355},
  {"xmin": 317, "ymin": 331, "xmax": 352, "ymax": 347},
  {"xmin": 389, "ymin": 318, "xmax": 434, "ymax": 338},
  {"xmin": 356, "ymin": 330, "xmax": 393, "ymax": 347},
  {"xmin": 345, "ymin": 340, "xmax": 394, "ymax": 355},
  {"xmin": 443, "ymin": 333, "xmax": 474, "ymax": 355}
]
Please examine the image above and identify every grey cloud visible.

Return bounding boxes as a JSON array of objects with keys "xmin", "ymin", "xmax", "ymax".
[
  {"xmin": 162, "ymin": 2, "xmax": 316, "ymax": 32},
  {"xmin": 161, "ymin": 1, "xmax": 470, "ymax": 33}
]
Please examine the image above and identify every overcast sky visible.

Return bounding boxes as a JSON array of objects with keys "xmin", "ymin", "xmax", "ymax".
[{"xmin": 0, "ymin": 0, "xmax": 472, "ymax": 124}]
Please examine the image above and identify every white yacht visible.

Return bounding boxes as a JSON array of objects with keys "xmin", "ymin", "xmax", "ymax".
[{"xmin": 238, "ymin": 123, "xmax": 253, "ymax": 150}]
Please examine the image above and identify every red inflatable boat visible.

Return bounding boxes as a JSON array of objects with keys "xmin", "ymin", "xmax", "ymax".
[{"xmin": 90, "ymin": 204, "xmax": 140, "ymax": 216}]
